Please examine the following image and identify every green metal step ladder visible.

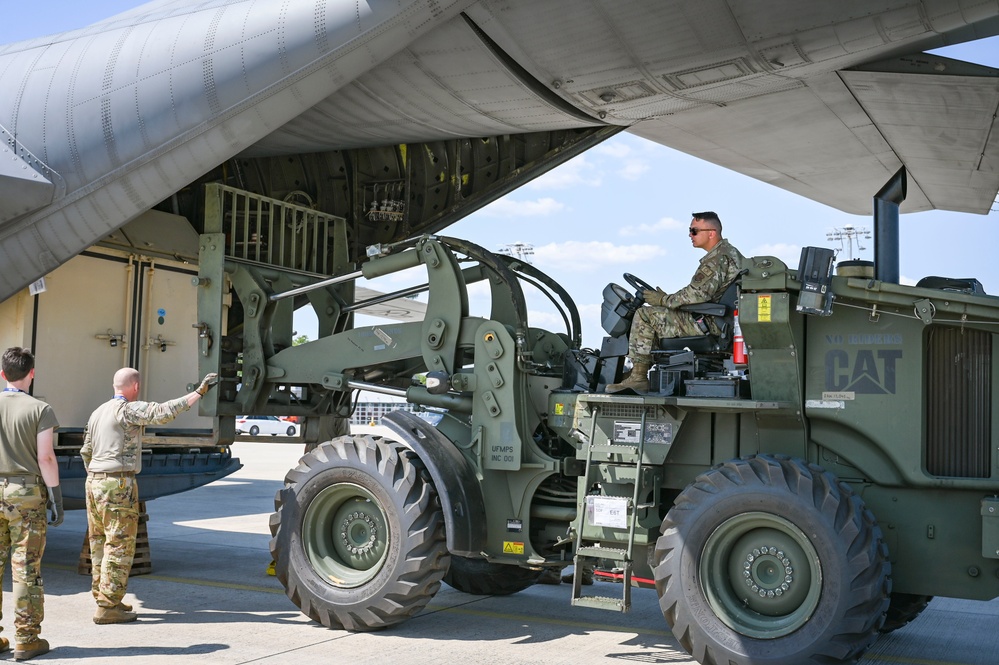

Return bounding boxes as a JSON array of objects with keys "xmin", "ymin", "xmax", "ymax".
[{"xmin": 568, "ymin": 402, "xmax": 652, "ymax": 612}]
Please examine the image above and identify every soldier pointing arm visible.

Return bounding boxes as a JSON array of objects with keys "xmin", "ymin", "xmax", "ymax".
[{"xmin": 81, "ymin": 368, "xmax": 217, "ymax": 625}]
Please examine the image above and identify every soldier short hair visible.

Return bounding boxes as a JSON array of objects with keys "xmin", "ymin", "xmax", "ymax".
[
  {"xmin": 692, "ymin": 211, "xmax": 722, "ymax": 233},
  {"xmin": 113, "ymin": 367, "xmax": 141, "ymax": 391},
  {"xmin": 2, "ymin": 347, "xmax": 35, "ymax": 383}
]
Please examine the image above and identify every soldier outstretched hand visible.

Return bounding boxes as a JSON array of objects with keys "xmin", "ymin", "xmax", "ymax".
[
  {"xmin": 196, "ymin": 372, "xmax": 219, "ymax": 396},
  {"xmin": 47, "ymin": 485, "xmax": 64, "ymax": 526}
]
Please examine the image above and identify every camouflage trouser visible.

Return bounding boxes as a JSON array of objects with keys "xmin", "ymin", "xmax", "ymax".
[
  {"xmin": 0, "ymin": 482, "xmax": 47, "ymax": 643},
  {"xmin": 86, "ymin": 475, "xmax": 139, "ymax": 608},
  {"xmin": 628, "ymin": 306, "xmax": 706, "ymax": 360}
]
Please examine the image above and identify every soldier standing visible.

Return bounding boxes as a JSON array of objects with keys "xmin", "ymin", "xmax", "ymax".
[
  {"xmin": 81, "ymin": 367, "xmax": 217, "ymax": 624},
  {"xmin": 0, "ymin": 347, "xmax": 63, "ymax": 661},
  {"xmin": 607, "ymin": 212, "xmax": 745, "ymax": 392}
]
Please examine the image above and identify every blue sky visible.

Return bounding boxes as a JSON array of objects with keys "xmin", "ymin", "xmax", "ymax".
[{"xmin": 9, "ymin": 2, "xmax": 998, "ymax": 350}]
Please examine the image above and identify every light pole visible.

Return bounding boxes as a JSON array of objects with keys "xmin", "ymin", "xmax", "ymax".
[
  {"xmin": 498, "ymin": 242, "xmax": 535, "ymax": 264},
  {"xmin": 826, "ymin": 225, "xmax": 871, "ymax": 261}
]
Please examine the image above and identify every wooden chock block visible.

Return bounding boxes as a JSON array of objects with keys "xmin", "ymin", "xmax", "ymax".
[{"xmin": 77, "ymin": 500, "xmax": 152, "ymax": 577}]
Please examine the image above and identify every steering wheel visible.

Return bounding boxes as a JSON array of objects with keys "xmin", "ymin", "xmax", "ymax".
[{"xmin": 623, "ymin": 273, "xmax": 655, "ymax": 301}]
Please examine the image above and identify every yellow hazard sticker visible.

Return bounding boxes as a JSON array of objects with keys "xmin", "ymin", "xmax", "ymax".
[
  {"xmin": 503, "ymin": 541, "xmax": 525, "ymax": 555},
  {"xmin": 554, "ymin": 403, "xmax": 564, "ymax": 415},
  {"xmin": 758, "ymin": 294, "xmax": 772, "ymax": 322}
]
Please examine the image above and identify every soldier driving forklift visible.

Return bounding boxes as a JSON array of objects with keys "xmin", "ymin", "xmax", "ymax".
[{"xmin": 194, "ymin": 170, "xmax": 999, "ymax": 665}]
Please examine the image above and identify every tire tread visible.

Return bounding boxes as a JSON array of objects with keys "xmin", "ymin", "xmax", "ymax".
[
  {"xmin": 653, "ymin": 454, "xmax": 890, "ymax": 665},
  {"xmin": 270, "ymin": 435, "xmax": 450, "ymax": 631}
]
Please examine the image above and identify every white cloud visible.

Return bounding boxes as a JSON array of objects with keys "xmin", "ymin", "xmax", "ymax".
[
  {"xmin": 592, "ymin": 140, "xmax": 649, "ymax": 180},
  {"xmin": 619, "ymin": 160, "xmax": 650, "ymax": 180},
  {"xmin": 526, "ymin": 155, "xmax": 601, "ymax": 189},
  {"xmin": 533, "ymin": 240, "xmax": 666, "ymax": 268},
  {"xmin": 619, "ymin": 216, "xmax": 685, "ymax": 237},
  {"xmin": 525, "ymin": 310, "xmax": 568, "ymax": 332},
  {"xmin": 479, "ymin": 197, "xmax": 565, "ymax": 217}
]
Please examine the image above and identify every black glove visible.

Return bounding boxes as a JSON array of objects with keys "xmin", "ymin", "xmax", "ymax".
[
  {"xmin": 196, "ymin": 372, "xmax": 219, "ymax": 396},
  {"xmin": 46, "ymin": 485, "xmax": 64, "ymax": 527}
]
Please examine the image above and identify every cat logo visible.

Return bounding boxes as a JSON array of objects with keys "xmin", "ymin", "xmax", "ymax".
[{"xmin": 825, "ymin": 349, "xmax": 903, "ymax": 394}]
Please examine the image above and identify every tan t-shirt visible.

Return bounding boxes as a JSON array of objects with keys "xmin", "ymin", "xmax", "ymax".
[
  {"xmin": 0, "ymin": 390, "xmax": 59, "ymax": 476},
  {"xmin": 81, "ymin": 396, "xmax": 190, "ymax": 473}
]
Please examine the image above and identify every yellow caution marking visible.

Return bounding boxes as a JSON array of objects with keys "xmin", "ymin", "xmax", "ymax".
[
  {"xmin": 758, "ymin": 294, "xmax": 772, "ymax": 322},
  {"xmin": 502, "ymin": 541, "xmax": 524, "ymax": 554}
]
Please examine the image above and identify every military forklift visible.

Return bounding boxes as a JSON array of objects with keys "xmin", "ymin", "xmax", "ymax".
[{"xmin": 195, "ymin": 169, "xmax": 999, "ymax": 665}]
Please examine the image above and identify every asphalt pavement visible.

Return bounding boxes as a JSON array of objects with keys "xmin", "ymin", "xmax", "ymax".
[{"xmin": 10, "ymin": 426, "xmax": 999, "ymax": 664}]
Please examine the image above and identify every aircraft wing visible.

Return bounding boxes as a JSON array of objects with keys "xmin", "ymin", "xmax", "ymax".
[
  {"xmin": 630, "ymin": 53, "xmax": 999, "ymax": 215},
  {"xmin": 1, "ymin": 0, "xmax": 999, "ymax": 300}
]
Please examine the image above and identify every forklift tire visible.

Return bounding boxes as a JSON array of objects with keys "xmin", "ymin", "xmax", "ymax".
[
  {"xmin": 270, "ymin": 434, "xmax": 450, "ymax": 631},
  {"xmin": 653, "ymin": 455, "xmax": 890, "ymax": 665},
  {"xmin": 880, "ymin": 593, "xmax": 932, "ymax": 633},
  {"xmin": 443, "ymin": 555, "xmax": 540, "ymax": 596}
]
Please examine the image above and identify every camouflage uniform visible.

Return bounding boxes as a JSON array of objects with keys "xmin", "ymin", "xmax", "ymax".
[
  {"xmin": 0, "ymin": 392, "xmax": 58, "ymax": 644},
  {"xmin": 81, "ymin": 396, "xmax": 190, "ymax": 608},
  {"xmin": 629, "ymin": 238, "xmax": 745, "ymax": 360}
]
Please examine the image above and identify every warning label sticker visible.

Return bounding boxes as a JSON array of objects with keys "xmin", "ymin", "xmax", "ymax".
[
  {"xmin": 503, "ymin": 541, "xmax": 525, "ymax": 555},
  {"xmin": 758, "ymin": 294, "xmax": 772, "ymax": 322}
]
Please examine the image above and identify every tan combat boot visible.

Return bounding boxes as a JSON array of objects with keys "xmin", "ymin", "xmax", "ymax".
[
  {"xmin": 606, "ymin": 360, "xmax": 651, "ymax": 392},
  {"xmin": 94, "ymin": 605, "xmax": 138, "ymax": 624},
  {"xmin": 13, "ymin": 638, "xmax": 49, "ymax": 661}
]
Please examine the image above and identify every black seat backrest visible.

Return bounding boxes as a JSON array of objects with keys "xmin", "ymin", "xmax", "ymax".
[
  {"xmin": 656, "ymin": 276, "xmax": 743, "ymax": 354},
  {"xmin": 718, "ymin": 279, "xmax": 740, "ymax": 308},
  {"xmin": 676, "ymin": 276, "xmax": 740, "ymax": 318}
]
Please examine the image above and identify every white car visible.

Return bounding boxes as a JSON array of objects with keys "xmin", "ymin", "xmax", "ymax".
[{"xmin": 236, "ymin": 415, "xmax": 298, "ymax": 437}]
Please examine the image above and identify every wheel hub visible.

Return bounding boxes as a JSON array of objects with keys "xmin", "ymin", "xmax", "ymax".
[
  {"xmin": 339, "ymin": 509, "xmax": 379, "ymax": 555},
  {"xmin": 302, "ymin": 483, "xmax": 390, "ymax": 588},
  {"xmin": 744, "ymin": 546, "xmax": 792, "ymax": 596},
  {"xmin": 702, "ymin": 512, "xmax": 822, "ymax": 638}
]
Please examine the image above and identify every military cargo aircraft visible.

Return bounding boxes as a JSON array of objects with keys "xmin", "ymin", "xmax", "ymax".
[
  {"xmin": 1, "ymin": 1, "xmax": 997, "ymax": 501},
  {"xmin": 3, "ymin": 0, "xmax": 998, "ymax": 299}
]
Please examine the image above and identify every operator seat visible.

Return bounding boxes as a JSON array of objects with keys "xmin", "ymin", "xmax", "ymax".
[{"xmin": 654, "ymin": 276, "xmax": 743, "ymax": 355}]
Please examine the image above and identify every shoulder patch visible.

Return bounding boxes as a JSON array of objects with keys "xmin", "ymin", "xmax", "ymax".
[{"xmin": 692, "ymin": 269, "xmax": 709, "ymax": 283}]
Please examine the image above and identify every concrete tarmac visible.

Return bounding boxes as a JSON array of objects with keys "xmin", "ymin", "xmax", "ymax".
[{"xmin": 13, "ymin": 426, "xmax": 999, "ymax": 664}]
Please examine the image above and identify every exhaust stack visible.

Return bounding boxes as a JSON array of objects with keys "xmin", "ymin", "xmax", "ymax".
[{"xmin": 873, "ymin": 168, "xmax": 906, "ymax": 284}]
